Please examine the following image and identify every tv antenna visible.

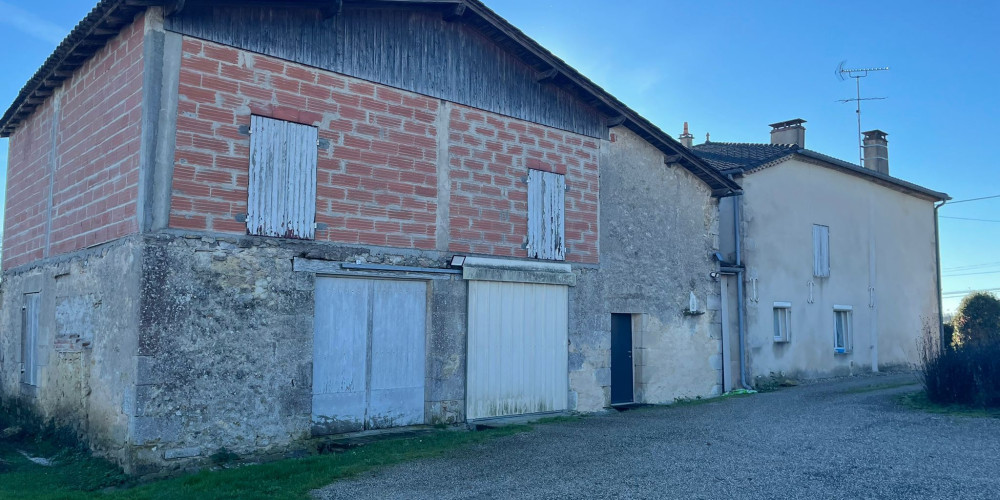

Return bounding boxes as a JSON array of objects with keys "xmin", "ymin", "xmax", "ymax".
[{"xmin": 836, "ymin": 61, "xmax": 889, "ymax": 166}]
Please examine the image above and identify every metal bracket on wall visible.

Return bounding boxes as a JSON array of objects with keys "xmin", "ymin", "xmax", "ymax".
[{"xmin": 807, "ymin": 280, "xmax": 815, "ymax": 304}]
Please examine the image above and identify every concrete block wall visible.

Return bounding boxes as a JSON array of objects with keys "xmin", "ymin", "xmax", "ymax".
[
  {"xmin": 2, "ymin": 14, "xmax": 145, "ymax": 270},
  {"xmin": 446, "ymin": 105, "xmax": 599, "ymax": 262},
  {"xmin": 168, "ymin": 38, "xmax": 600, "ymax": 260}
]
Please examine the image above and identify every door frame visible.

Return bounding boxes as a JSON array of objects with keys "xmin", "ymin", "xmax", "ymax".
[{"xmin": 610, "ymin": 313, "xmax": 636, "ymax": 405}]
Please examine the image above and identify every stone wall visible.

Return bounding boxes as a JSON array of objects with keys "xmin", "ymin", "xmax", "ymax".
[
  {"xmin": 569, "ymin": 127, "xmax": 723, "ymax": 408},
  {"xmin": 130, "ymin": 232, "xmax": 468, "ymax": 472},
  {"xmin": 0, "ymin": 237, "xmax": 143, "ymax": 465}
]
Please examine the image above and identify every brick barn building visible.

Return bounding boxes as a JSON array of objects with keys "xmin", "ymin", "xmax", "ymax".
[{"xmin": 0, "ymin": 0, "xmax": 738, "ymax": 472}]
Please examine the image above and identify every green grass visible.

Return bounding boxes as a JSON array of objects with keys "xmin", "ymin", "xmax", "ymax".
[
  {"xmin": 0, "ymin": 425, "xmax": 530, "ymax": 500},
  {"xmin": 897, "ymin": 391, "xmax": 1000, "ymax": 418},
  {"xmin": 843, "ymin": 380, "xmax": 920, "ymax": 394}
]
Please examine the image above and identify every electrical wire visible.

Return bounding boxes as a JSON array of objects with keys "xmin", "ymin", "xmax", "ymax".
[
  {"xmin": 940, "ymin": 216, "xmax": 1000, "ymax": 223},
  {"xmin": 943, "ymin": 270, "xmax": 1000, "ymax": 278},
  {"xmin": 945, "ymin": 194, "xmax": 1000, "ymax": 205},
  {"xmin": 943, "ymin": 261, "xmax": 1000, "ymax": 272}
]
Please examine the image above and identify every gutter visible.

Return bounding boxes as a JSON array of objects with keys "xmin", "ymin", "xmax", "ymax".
[
  {"xmin": 733, "ymin": 194, "xmax": 750, "ymax": 389},
  {"xmin": 934, "ymin": 199, "xmax": 947, "ymax": 347}
]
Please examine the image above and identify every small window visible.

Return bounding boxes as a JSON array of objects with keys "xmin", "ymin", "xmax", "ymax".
[
  {"xmin": 833, "ymin": 306, "xmax": 853, "ymax": 353},
  {"xmin": 527, "ymin": 169, "xmax": 566, "ymax": 260},
  {"xmin": 21, "ymin": 293, "xmax": 40, "ymax": 386},
  {"xmin": 813, "ymin": 224, "xmax": 830, "ymax": 277},
  {"xmin": 773, "ymin": 302, "xmax": 791, "ymax": 342},
  {"xmin": 247, "ymin": 115, "xmax": 318, "ymax": 239}
]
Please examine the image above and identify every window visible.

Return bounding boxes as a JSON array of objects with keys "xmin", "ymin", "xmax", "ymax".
[
  {"xmin": 21, "ymin": 293, "xmax": 40, "ymax": 386},
  {"xmin": 773, "ymin": 302, "xmax": 791, "ymax": 342},
  {"xmin": 247, "ymin": 115, "xmax": 318, "ymax": 239},
  {"xmin": 813, "ymin": 224, "xmax": 830, "ymax": 277},
  {"xmin": 833, "ymin": 306, "xmax": 853, "ymax": 353},
  {"xmin": 526, "ymin": 169, "xmax": 566, "ymax": 260}
]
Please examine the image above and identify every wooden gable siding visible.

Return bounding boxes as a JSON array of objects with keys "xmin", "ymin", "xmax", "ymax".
[{"xmin": 164, "ymin": 5, "xmax": 606, "ymax": 139}]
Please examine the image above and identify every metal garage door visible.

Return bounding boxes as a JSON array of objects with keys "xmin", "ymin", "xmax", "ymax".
[
  {"xmin": 467, "ymin": 280, "xmax": 568, "ymax": 420},
  {"xmin": 312, "ymin": 277, "xmax": 426, "ymax": 433}
]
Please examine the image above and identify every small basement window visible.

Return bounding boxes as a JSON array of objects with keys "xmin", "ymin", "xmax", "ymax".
[
  {"xmin": 833, "ymin": 305, "xmax": 853, "ymax": 353},
  {"xmin": 247, "ymin": 115, "xmax": 318, "ymax": 239},
  {"xmin": 773, "ymin": 302, "xmax": 791, "ymax": 343},
  {"xmin": 527, "ymin": 169, "xmax": 566, "ymax": 261}
]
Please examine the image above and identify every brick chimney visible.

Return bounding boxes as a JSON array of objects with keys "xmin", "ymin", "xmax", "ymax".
[
  {"xmin": 862, "ymin": 129, "xmax": 889, "ymax": 175},
  {"xmin": 769, "ymin": 119, "xmax": 806, "ymax": 148},
  {"xmin": 679, "ymin": 122, "xmax": 694, "ymax": 148}
]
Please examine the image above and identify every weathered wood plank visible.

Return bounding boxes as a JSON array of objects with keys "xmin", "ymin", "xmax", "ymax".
[{"xmin": 166, "ymin": 5, "xmax": 605, "ymax": 139}]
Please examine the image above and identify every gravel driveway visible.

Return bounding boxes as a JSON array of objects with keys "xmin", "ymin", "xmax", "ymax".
[{"xmin": 313, "ymin": 374, "xmax": 1000, "ymax": 499}]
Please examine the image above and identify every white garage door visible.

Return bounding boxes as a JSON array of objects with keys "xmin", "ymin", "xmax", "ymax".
[
  {"xmin": 467, "ymin": 280, "xmax": 568, "ymax": 420},
  {"xmin": 312, "ymin": 277, "xmax": 426, "ymax": 433}
]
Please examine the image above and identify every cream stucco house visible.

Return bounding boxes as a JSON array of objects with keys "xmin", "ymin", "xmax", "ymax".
[{"xmin": 685, "ymin": 119, "xmax": 948, "ymax": 388}]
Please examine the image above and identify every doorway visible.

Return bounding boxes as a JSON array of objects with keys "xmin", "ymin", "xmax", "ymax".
[{"xmin": 610, "ymin": 313, "xmax": 634, "ymax": 405}]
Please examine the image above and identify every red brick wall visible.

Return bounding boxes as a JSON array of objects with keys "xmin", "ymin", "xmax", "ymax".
[
  {"xmin": 3, "ymin": 100, "xmax": 55, "ymax": 269},
  {"xmin": 171, "ymin": 38, "xmax": 599, "ymax": 262},
  {"xmin": 171, "ymin": 39, "xmax": 439, "ymax": 248},
  {"xmin": 446, "ymin": 106, "xmax": 599, "ymax": 264},
  {"xmin": 3, "ymin": 14, "xmax": 144, "ymax": 270}
]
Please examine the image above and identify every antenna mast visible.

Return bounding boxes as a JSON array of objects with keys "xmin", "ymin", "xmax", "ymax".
[{"xmin": 836, "ymin": 61, "xmax": 889, "ymax": 166}]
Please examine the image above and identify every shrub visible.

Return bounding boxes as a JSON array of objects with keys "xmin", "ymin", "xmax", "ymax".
[
  {"xmin": 952, "ymin": 292, "xmax": 1000, "ymax": 347},
  {"xmin": 920, "ymin": 323, "xmax": 1000, "ymax": 408}
]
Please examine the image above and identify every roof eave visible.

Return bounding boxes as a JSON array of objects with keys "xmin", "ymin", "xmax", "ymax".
[
  {"xmin": 793, "ymin": 150, "xmax": 948, "ymax": 202},
  {"xmin": 0, "ymin": 0, "xmax": 171, "ymax": 137}
]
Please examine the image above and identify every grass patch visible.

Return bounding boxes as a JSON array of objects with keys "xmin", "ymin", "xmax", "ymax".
[
  {"xmin": 843, "ymin": 380, "xmax": 920, "ymax": 394},
  {"xmin": 1, "ymin": 425, "xmax": 530, "ymax": 500},
  {"xmin": 897, "ymin": 391, "xmax": 1000, "ymax": 418},
  {"xmin": 0, "ymin": 441, "xmax": 129, "ymax": 500},
  {"xmin": 532, "ymin": 414, "xmax": 585, "ymax": 425}
]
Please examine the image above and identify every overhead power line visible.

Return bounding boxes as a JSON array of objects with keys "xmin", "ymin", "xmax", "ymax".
[
  {"xmin": 940, "ymin": 216, "xmax": 1000, "ymax": 223},
  {"xmin": 942, "ymin": 287, "xmax": 1000, "ymax": 298},
  {"xmin": 944, "ymin": 260, "xmax": 1000, "ymax": 272},
  {"xmin": 946, "ymin": 194, "xmax": 1000, "ymax": 205},
  {"xmin": 943, "ymin": 270, "xmax": 1000, "ymax": 278}
]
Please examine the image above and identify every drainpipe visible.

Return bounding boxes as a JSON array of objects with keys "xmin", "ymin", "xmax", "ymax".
[
  {"xmin": 734, "ymin": 194, "xmax": 750, "ymax": 389},
  {"xmin": 934, "ymin": 199, "xmax": 947, "ymax": 348}
]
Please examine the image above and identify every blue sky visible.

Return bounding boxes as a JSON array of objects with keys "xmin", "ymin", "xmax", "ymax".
[{"xmin": 1, "ymin": 0, "xmax": 997, "ymax": 312}]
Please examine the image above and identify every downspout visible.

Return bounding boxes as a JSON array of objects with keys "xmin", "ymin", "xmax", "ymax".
[
  {"xmin": 934, "ymin": 199, "xmax": 947, "ymax": 348},
  {"xmin": 734, "ymin": 194, "xmax": 750, "ymax": 389}
]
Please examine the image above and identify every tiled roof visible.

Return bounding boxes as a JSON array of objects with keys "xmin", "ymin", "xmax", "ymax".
[
  {"xmin": 690, "ymin": 142, "xmax": 799, "ymax": 172},
  {"xmin": 0, "ymin": 0, "xmax": 741, "ymax": 194},
  {"xmin": 690, "ymin": 141, "xmax": 947, "ymax": 201}
]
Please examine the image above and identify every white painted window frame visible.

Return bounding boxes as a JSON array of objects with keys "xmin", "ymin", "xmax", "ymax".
[
  {"xmin": 773, "ymin": 301, "xmax": 791, "ymax": 343},
  {"xmin": 833, "ymin": 305, "xmax": 853, "ymax": 353}
]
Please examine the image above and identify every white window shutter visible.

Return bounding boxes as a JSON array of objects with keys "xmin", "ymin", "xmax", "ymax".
[
  {"xmin": 813, "ymin": 224, "xmax": 830, "ymax": 277},
  {"xmin": 527, "ymin": 169, "xmax": 565, "ymax": 260},
  {"xmin": 248, "ymin": 115, "xmax": 317, "ymax": 239}
]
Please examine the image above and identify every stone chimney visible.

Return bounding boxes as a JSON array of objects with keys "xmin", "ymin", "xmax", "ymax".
[
  {"xmin": 679, "ymin": 122, "xmax": 694, "ymax": 148},
  {"xmin": 862, "ymin": 129, "xmax": 889, "ymax": 175},
  {"xmin": 769, "ymin": 118, "xmax": 806, "ymax": 148}
]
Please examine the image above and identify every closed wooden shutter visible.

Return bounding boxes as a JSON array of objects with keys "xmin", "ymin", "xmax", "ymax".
[
  {"xmin": 247, "ymin": 115, "xmax": 318, "ymax": 239},
  {"xmin": 22, "ymin": 293, "xmax": 40, "ymax": 386},
  {"xmin": 813, "ymin": 224, "xmax": 830, "ymax": 277},
  {"xmin": 527, "ymin": 169, "xmax": 566, "ymax": 260}
]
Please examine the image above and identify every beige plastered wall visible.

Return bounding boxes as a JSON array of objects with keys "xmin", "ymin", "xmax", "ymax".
[{"xmin": 739, "ymin": 158, "xmax": 939, "ymax": 380}]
